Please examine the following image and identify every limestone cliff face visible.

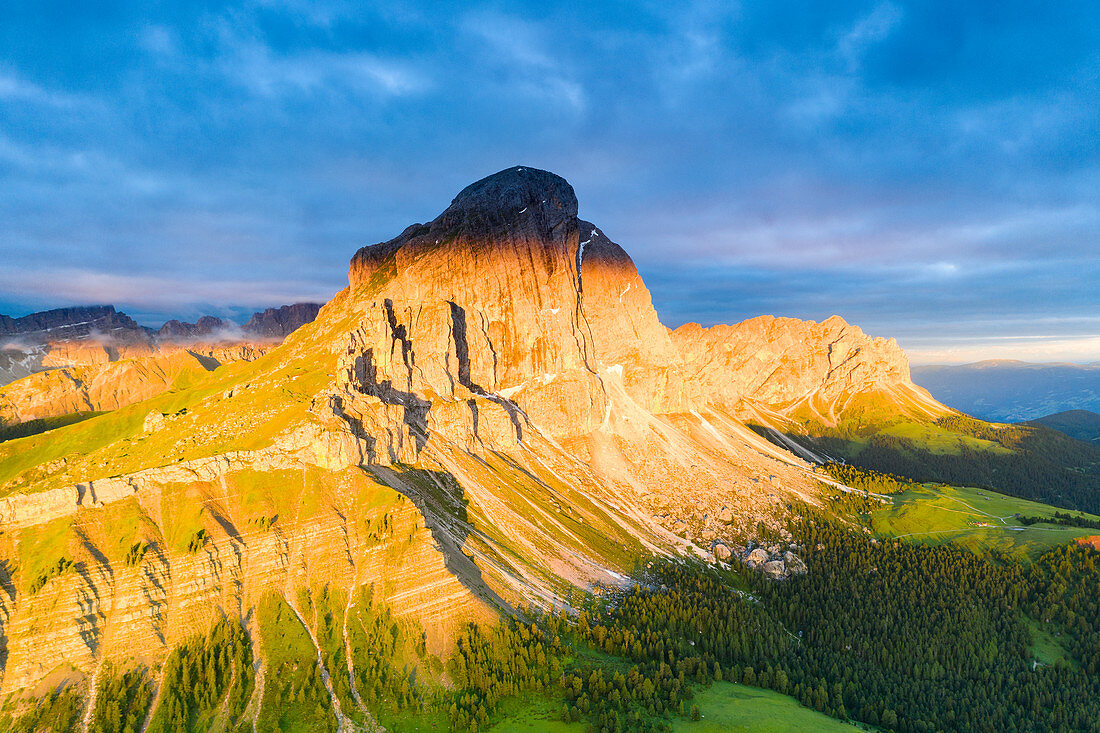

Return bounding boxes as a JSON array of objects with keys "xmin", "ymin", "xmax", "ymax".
[
  {"xmin": 0, "ymin": 166, "xmax": 957, "ymax": 706},
  {"xmin": 0, "ymin": 465, "xmax": 495, "ymax": 696},
  {"xmin": 340, "ymin": 167, "xmax": 681, "ymax": 452}
]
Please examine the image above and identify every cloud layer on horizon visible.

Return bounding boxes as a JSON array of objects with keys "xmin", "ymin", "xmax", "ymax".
[{"xmin": 0, "ymin": 0, "xmax": 1097, "ymax": 363}]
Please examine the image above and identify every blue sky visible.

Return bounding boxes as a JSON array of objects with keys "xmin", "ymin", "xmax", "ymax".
[{"xmin": 1, "ymin": 1, "xmax": 1097, "ymax": 363}]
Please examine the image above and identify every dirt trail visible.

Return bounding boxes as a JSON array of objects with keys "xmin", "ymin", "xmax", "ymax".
[
  {"xmin": 137, "ymin": 651, "xmax": 172, "ymax": 733},
  {"xmin": 80, "ymin": 661, "xmax": 104, "ymax": 733}
]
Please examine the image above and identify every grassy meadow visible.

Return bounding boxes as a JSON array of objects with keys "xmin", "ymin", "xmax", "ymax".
[{"xmin": 869, "ymin": 482, "xmax": 1100, "ymax": 557}]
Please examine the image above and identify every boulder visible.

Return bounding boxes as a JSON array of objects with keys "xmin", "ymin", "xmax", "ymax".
[
  {"xmin": 783, "ymin": 550, "xmax": 807, "ymax": 575},
  {"xmin": 762, "ymin": 560, "xmax": 787, "ymax": 579},
  {"xmin": 745, "ymin": 548, "xmax": 769, "ymax": 569},
  {"xmin": 143, "ymin": 411, "xmax": 167, "ymax": 433}
]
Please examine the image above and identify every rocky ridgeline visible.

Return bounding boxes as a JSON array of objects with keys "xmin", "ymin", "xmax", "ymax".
[
  {"xmin": 0, "ymin": 303, "xmax": 322, "ymax": 425},
  {"xmin": 0, "ymin": 305, "xmax": 148, "ymax": 342},
  {"xmin": 242, "ymin": 303, "xmax": 322, "ymax": 338},
  {"xmin": 156, "ymin": 303, "xmax": 321, "ymax": 341},
  {"xmin": 673, "ymin": 315, "xmax": 946, "ymax": 425}
]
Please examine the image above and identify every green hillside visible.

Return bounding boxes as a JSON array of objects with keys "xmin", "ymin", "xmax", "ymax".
[
  {"xmin": 1026, "ymin": 409, "xmax": 1100, "ymax": 445},
  {"xmin": 791, "ymin": 413, "xmax": 1100, "ymax": 514},
  {"xmin": 869, "ymin": 482, "xmax": 1100, "ymax": 557}
]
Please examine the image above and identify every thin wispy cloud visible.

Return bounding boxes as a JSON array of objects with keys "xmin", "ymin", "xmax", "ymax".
[
  {"xmin": 838, "ymin": 2, "xmax": 904, "ymax": 70},
  {"xmin": 0, "ymin": 69, "xmax": 88, "ymax": 108},
  {"xmin": 0, "ymin": 266, "xmax": 335, "ymax": 317},
  {"xmin": 459, "ymin": 11, "xmax": 588, "ymax": 112}
]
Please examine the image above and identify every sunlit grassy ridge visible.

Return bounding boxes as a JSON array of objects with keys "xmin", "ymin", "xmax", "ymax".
[
  {"xmin": 877, "ymin": 421, "xmax": 1010, "ymax": 455},
  {"xmin": 784, "ymin": 409, "xmax": 1100, "ymax": 513},
  {"xmin": 0, "ymin": 288, "xmax": 364, "ymax": 498}
]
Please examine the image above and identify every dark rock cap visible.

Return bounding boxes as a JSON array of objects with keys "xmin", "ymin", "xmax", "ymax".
[
  {"xmin": 425, "ymin": 166, "xmax": 580, "ymax": 247},
  {"xmin": 434, "ymin": 166, "xmax": 579, "ymax": 236},
  {"xmin": 350, "ymin": 166, "xmax": 584, "ymax": 286}
]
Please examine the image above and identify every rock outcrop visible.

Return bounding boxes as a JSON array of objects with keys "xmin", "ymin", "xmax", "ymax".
[
  {"xmin": 157, "ymin": 315, "xmax": 230, "ymax": 340},
  {"xmin": 242, "ymin": 303, "xmax": 322, "ymax": 338},
  {"xmin": 742, "ymin": 545, "xmax": 807, "ymax": 579},
  {"xmin": 0, "ymin": 165, "xmax": 955, "ymax": 702}
]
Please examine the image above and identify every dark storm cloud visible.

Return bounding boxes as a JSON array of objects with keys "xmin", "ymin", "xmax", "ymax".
[{"xmin": 0, "ymin": 0, "xmax": 1097, "ymax": 361}]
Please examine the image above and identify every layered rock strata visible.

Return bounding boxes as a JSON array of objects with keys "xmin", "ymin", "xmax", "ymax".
[{"xmin": 0, "ymin": 166, "xmax": 954, "ymax": 702}]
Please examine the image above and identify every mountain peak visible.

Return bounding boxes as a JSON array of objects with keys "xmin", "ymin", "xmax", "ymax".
[
  {"xmin": 349, "ymin": 166, "xmax": 582, "ymax": 288},
  {"xmin": 433, "ymin": 165, "xmax": 578, "ymax": 240}
]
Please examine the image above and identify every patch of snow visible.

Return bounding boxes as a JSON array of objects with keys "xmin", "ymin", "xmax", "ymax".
[
  {"xmin": 46, "ymin": 320, "xmax": 93, "ymax": 331},
  {"xmin": 498, "ymin": 385, "xmax": 523, "ymax": 399},
  {"xmin": 618, "ymin": 280, "xmax": 633, "ymax": 302},
  {"xmin": 578, "ymin": 239, "xmax": 591, "ymax": 268},
  {"xmin": 604, "ymin": 364, "xmax": 624, "ymax": 377}
]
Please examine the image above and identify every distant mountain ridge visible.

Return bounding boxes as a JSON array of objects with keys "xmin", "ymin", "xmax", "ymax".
[
  {"xmin": 0, "ymin": 305, "xmax": 150, "ymax": 342},
  {"xmin": 2, "ymin": 302, "xmax": 322, "ymax": 346},
  {"xmin": 0, "ymin": 302, "xmax": 323, "ymax": 423},
  {"xmin": 912, "ymin": 360, "xmax": 1100, "ymax": 422},
  {"xmin": 155, "ymin": 304, "xmax": 322, "ymax": 341},
  {"xmin": 242, "ymin": 302, "xmax": 322, "ymax": 338}
]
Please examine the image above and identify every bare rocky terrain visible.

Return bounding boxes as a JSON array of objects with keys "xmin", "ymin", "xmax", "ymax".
[{"xmin": 0, "ymin": 167, "xmax": 955, "ymax": 718}]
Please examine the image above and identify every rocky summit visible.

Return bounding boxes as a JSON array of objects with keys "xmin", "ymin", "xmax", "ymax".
[{"xmin": 0, "ymin": 167, "xmax": 953, "ymax": 726}]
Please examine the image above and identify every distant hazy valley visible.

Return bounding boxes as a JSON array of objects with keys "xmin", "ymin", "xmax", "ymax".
[{"xmin": 913, "ymin": 360, "xmax": 1100, "ymax": 422}]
